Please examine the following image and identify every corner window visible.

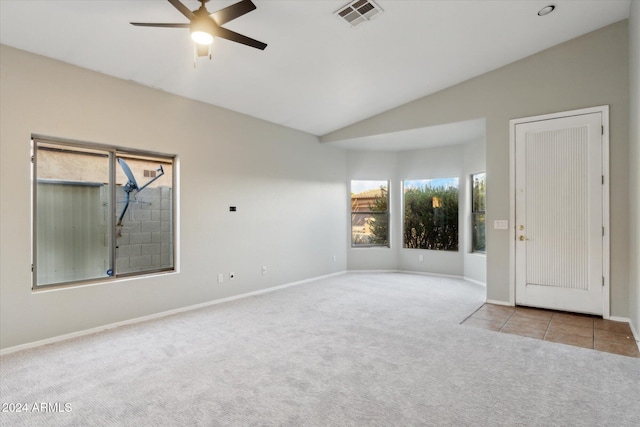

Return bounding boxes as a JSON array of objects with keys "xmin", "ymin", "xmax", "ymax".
[
  {"xmin": 32, "ymin": 137, "xmax": 175, "ymax": 288},
  {"xmin": 471, "ymin": 172, "xmax": 486, "ymax": 253},
  {"xmin": 403, "ymin": 178, "xmax": 459, "ymax": 251},
  {"xmin": 350, "ymin": 180, "xmax": 389, "ymax": 247}
]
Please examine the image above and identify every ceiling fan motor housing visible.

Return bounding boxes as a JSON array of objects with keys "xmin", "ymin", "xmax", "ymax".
[{"xmin": 191, "ymin": 13, "xmax": 216, "ymax": 45}]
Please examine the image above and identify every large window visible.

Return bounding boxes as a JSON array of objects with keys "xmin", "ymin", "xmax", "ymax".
[
  {"xmin": 471, "ymin": 172, "xmax": 486, "ymax": 253},
  {"xmin": 350, "ymin": 180, "xmax": 389, "ymax": 247},
  {"xmin": 403, "ymin": 178, "xmax": 459, "ymax": 251},
  {"xmin": 32, "ymin": 137, "xmax": 175, "ymax": 288}
]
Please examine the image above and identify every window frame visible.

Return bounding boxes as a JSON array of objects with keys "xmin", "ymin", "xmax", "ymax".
[
  {"xmin": 402, "ymin": 177, "xmax": 460, "ymax": 251},
  {"xmin": 31, "ymin": 135, "xmax": 177, "ymax": 289},
  {"xmin": 471, "ymin": 172, "xmax": 486, "ymax": 254},
  {"xmin": 350, "ymin": 180, "xmax": 390, "ymax": 248}
]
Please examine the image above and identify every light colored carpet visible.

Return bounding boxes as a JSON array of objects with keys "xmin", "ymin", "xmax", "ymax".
[{"xmin": 1, "ymin": 272, "xmax": 639, "ymax": 426}]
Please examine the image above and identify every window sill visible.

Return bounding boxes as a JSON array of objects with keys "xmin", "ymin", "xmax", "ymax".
[
  {"xmin": 32, "ymin": 269, "xmax": 178, "ymax": 293},
  {"xmin": 469, "ymin": 251, "xmax": 486, "ymax": 257}
]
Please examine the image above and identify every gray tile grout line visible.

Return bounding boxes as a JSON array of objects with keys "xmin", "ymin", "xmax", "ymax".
[
  {"xmin": 497, "ymin": 308, "xmax": 516, "ymax": 333},
  {"xmin": 541, "ymin": 312, "xmax": 554, "ymax": 342},
  {"xmin": 459, "ymin": 303, "xmax": 487, "ymax": 325}
]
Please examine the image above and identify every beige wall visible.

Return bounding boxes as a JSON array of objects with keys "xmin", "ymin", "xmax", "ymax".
[
  {"xmin": 629, "ymin": 2, "xmax": 639, "ymax": 335},
  {"xmin": 324, "ymin": 21, "xmax": 631, "ymax": 318},
  {"xmin": 1, "ymin": 17, "xmax": 636, "ymax": 350},
  {"xmin": 0, "ymin": 44, "xmax": 348, "ymax": 350}
]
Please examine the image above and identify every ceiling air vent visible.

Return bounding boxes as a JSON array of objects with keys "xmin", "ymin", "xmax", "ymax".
[{"xmin": 335, "ymin": 0, "xmax": 383, "ymax": 27}]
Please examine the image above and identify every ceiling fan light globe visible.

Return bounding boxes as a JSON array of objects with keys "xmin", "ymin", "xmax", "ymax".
[{"xmin": 191, "ymin": 31, "xmax": 213, "ymax": 45}]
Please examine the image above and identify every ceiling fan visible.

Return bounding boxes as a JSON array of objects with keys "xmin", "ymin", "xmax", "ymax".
[{"xmin": 131, "ymin": 0, "xmax": 267, "ymax": 60}]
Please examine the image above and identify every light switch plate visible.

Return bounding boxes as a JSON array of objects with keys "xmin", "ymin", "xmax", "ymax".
[{"xmin": 494, "ymin": 220, "xmax": 509, "ymax": 230}]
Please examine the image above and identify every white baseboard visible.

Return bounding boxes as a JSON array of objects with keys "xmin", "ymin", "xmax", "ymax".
[
  {"xmin": 347, "ymin": 270, "xmax": 486, "ymax": 288},
  {"xmin": 609, "ymin": 316, "xmax": 640, "ymax": 351},
  {"xmin": 629, "ymin": 320, "xmax": 640, "ymax": 352},
  {"xmin": 6, "ymin": 270, "xmax": 632, "ymax": 354},
  {"xmin": 486, "ymin": 299, "xmax": 514, "ymax": 307},
  {"xmin": 463, "ymin": 277, "xmax": 486, "ymax": 287},
  {"xmin": 346, "ymin": 269, "xmax": 399, "ymax": 274},
  {"xmin": 400, "ymin": 270, "xmax": 463, "ymax": 280},
  {"xmin": 0, "ymin": 270, "xmax": 347, "ymax": 356}
]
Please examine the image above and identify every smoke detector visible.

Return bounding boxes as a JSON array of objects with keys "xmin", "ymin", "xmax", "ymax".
[{"xmin": 335, "ymin": 0, "xmax": 383, "ymax": 27}]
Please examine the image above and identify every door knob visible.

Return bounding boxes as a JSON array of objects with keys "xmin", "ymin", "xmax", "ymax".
[{"xmin": 519, "ymin": 235, "xmax": 526, "ymax": 241}]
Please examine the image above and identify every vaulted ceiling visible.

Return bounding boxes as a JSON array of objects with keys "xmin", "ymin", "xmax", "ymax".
[{"xmin": 0, "ymin": 1, "xmax": 632, "ymax": 138}]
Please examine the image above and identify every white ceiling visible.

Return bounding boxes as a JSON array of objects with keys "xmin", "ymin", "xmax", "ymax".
[{"xmin": 0, "ymin": 0, "xmax": 632, "ymax": 141}]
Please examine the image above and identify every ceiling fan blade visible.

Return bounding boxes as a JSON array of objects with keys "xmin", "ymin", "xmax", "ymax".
[
  {"xmin": 130, "ymin": 22, "xmax": 190, "ymax": 28},
  {"xmin": 210, "ymin": 0, "xmax": 256, "ymax": 26},
  {"xmin": 168, "ymin": 0, "xmax": 196, "ymax": 20},
  {"xmin": 213, "ymin": 27, "xmax": 267, "ymax": 50}
]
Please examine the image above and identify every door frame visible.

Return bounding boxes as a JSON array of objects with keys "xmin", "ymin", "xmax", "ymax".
[{"xmin": 508, "ymin": 105, "xmax": 610, "ymax": 318}]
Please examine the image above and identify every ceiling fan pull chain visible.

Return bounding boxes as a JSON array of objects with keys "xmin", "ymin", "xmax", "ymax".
[{"xmin": 193, "ymin": 44, "xmax": 197, "ymax": 68}]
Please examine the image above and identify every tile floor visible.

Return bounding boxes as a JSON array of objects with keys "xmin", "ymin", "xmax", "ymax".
[{"xmin": 462, "ymin": 303, "xmax": 640, "ymax": 358}]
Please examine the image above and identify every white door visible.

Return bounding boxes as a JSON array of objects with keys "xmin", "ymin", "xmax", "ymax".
[{"xmin": 515, "ymin": 112, "xmax": 604, "ymax": 315}]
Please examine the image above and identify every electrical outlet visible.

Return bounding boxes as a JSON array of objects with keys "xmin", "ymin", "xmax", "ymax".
[
  {"xmin": 261, "ymin": 266, "xmax": 267, "ymax": 275},
  {"xmin": 229, "ymin": 272, "xmax": 235, "ymax": 281},
  {"xmin": 217, "ymin": 273, "xmax": 223, "ymax": 284},
  {"xmin": 419, "ymin": 254, "xmax": 424, "ymax": 262},
  {"xmin": 332, "ymin": 255, "xmax": 337, "ymax": 262}
]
